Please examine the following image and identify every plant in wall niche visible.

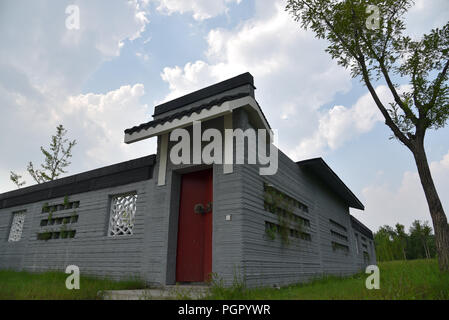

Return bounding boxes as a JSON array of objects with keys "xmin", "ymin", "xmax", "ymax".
[
  {"xmin": 265, "ymin": 223, "xmax": 277, "ymax": 240},
  {"xmin": 63, "ymin": 195, "xmax": 74, "ymax": 210},
  {"xmin": 295, "ymin": 219, "xmax": 305, "ymax": 237},
  {"xmin": 263, "ymin": 183, "xmax": 303, "ymax": 246},
  {"xmin": 47, "ymin": 211, "xmax": 53, "ymax": 225},
  {"xmin": 38, "ymin": 231, "xmax": 52, "ymax": 241},
  {"xmin": 42, "ymin": 202, "xmax": 49, "ymax": 213},
  {"xmin": 60, "ymin": 224, "xmax": 68, "ymax": 239},
  {"xmin": 70, "ymin": 213, "xmax": 78, "ymax": 223}
]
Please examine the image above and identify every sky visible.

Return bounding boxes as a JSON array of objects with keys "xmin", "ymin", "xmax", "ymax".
[{"xmin": 0, "ymin": 0, "xmax": 448, "ymax": 233}]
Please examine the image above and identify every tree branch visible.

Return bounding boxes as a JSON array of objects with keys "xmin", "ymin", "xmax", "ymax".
[
  {"xmin": 379, "ymin": 61, "xmax": 419, "ymax": 124},
  {"xmin": 359, "ymin": 56, "xmax": 413, "ymax": 150},
  {"xmin": 428, "ymin": 58, "xmax": 449, "ymax": 111}
]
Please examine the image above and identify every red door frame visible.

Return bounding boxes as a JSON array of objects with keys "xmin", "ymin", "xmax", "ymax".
[{"xmin": 176, "ymin": 169, "xmax": 213, "ymax": 282}]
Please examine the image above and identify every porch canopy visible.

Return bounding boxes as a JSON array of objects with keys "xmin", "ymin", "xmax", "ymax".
[
  {"xmin": 124, "ymin": 72, "xmax": 272, "ymax": 144},
  {"xmin": 123, "ymin": 72, "xmax": 272, "ymax": 185}
]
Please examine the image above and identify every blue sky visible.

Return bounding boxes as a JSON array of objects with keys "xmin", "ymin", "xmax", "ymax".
[{"xmin": 1, "ymin": 0, "xmax": 448, "ymax": 232}]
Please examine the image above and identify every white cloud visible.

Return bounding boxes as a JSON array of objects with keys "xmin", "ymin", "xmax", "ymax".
[
  {"xmin": 62, "ymin": 84, "xmax": 156, "ymax": 166},
  {"xmin": 155, "ymin": 0, "xmax": 241, "ymax": 21},
  {"xmin": 159, "ymin": 0, "xmax": 352, "ymax": 160},
  {"xmin": 289, "ymin": 86, "xmax": 399, "ymax": 159},
  {"xmin": 0, "ymin": 83, "xmax": 155, "ymax": 192},
  {"xmin": 158, "ymin": 0, "xmax": 449, "ymax": 164},
  {"xmin": 0, "ymin": 0, "xmax": 153, "ymax": 193},
  {"xmin": 352, "ymin": 150, "xmax": 449, "ymax": 232},
  {"xmin": 405, "ymin": 0, "xmax": 449, "ymax": 39},
  {"xmin": 0, "ymin": 0, "xmax": 149, "ymax": 93}
]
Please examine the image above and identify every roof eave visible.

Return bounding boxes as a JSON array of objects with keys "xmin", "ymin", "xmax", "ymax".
[
  {"xmin": 124, "ymin": 95, "xmax": 272, "ymax": 144},
  {"xmin": 297, "ymin": 158, "xmax": 364, "ymax": 210}
]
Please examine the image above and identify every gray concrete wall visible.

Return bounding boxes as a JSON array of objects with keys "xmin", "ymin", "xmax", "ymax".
[
  {"xmin": 0, "ymin": 180, "xmax": 152, "ymax": 282},
  {"xmin": 231, "ymin": 109, "xmax": 376, "ymax": 287}
]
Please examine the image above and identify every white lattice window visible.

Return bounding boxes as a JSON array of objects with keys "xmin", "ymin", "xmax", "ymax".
[
  {"xmin": 108, "ymin": 193, "xmax": 137, "ymax": 236},
  {"xmin": 8, "ymin": 211, "xmax": 26, "ymax": 242}
]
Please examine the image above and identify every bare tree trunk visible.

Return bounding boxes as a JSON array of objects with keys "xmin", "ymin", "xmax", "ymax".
[{"xmin": 413, "ymin": 142, "xmax": 449, "ymax": 271}]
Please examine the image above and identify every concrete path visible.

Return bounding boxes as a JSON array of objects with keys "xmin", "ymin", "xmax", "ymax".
[{"xmin": 99, "ymin": 285, "xmax": 211, "ymax": 300}]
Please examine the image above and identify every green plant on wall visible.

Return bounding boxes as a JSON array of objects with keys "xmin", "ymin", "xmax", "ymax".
[
  {"xmin": 263, "ymin": 183, "xmax": 303, "ymax": 246},
  {"xmin": 47, "ymin": 211, "xmax": 53, "ymax": 224},
  {"xmin": 265, "ymin": 223, "xmax": 277, "ymax": 240},
  {"xmin": 60, "ymin": 224, "xmax": 68, "ymax": 239},
  {"xmin": 63, "ymin": 195, "xmax": 70, "ymax": 208},
  {"xmin": 38, "ymin": 231, "xmax": 53, "ymax": 241}
]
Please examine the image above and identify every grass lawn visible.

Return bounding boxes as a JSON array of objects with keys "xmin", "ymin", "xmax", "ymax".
[
  {"xmin": 0, "ymin": 259, "xmax": 448, "ymax": 300},
  {"xmin": 0, "ymin": 270, "xmax": 146, "ymax": 300},
  {"xmin": 208, "ymin": 259, "xmax": 449, "ymax": 300}
]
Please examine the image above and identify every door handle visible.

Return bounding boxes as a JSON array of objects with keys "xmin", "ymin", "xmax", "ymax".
[
  {"xmin": 194, "ymin": 203, "xmax": 205, "ymax": 214},
  {"xmin": 194, "ymin": 202, "xmax": 212, "ymax": 214}
]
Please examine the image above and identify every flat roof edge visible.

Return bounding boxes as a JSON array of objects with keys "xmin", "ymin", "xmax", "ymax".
[
  {"xmin": 0, "ymin": 155, "xmax": 156, "ymax": 210},
  {"xmin": 297, "ymin": 158, "xmax": 364, "ymax": 210}
]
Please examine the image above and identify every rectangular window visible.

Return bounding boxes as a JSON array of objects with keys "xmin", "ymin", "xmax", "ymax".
[
  {"xmin": 331, "ymin": 241, "xmax": 349, "ymax": 253},
  {"xmin": 263, "ymin": 183, "xmax": 311, "ymax": 227},
  {"xmin": 354, "ymin": 233, "xmax": 359, "ymax": 254},
  {"xmin": 331, "ymin": 230, "xmax": 348, "ymax": 241},
  {"xmin": 363, "ymin": 251, "xmax": 370, "ymax": 263},
  {"xmin": 329, "ymin": 219, "xmax": 347, "ymax": 232},
  {"xmin": 264, "ymin": 221, "xmax": 312, "ymax": 242},
  {"xmin": 263, "ymin": 182, "xmax": 309, "ymax": 214},
  {"xmin": 8, "ymin": 210, "xmax": 26, "ymax": 242},
  {"xmin": 108, "ymin": 192, "xmax": 137, "ymax": 236}
]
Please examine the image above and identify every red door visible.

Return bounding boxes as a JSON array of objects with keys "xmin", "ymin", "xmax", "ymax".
[{"xmin": 176, "ymin": 169, "xmax": 213, "ymax": 282}]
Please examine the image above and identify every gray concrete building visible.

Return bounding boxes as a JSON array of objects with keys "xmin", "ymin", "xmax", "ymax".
[{"xmin": 0, "ymin": 73, "xmax": 376, "ymax": 287}]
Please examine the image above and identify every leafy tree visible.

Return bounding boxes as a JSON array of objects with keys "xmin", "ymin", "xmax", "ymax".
[
  {"xmin": 286, "ymin": 0, "xmax": 449, "ymax": 271},
  {"xmin": 10, "ymin": 125, "xmax": 77, "ymax": 188},
  {"xmin": 410, "ymin": 220, "xmax": 433, "ymax": 259},
  {"xmin": 395, "ymin": 223, "xmax": 408, "ymax": 260},
  {"xmin": 374, "ymin": 220, "xmax": 436, "ymax": 261},
  {"xmin": 9, "ymin": 172, "xmax": 25, "ymax": 188},
  {"xmin": 374, "ymin": 225, "xmax": 397, "ymax": 261}
]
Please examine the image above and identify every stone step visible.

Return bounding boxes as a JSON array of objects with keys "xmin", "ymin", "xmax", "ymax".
[{"xmin": 99, "ymin": 285, "xmax": 211, "ymax": 300}]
